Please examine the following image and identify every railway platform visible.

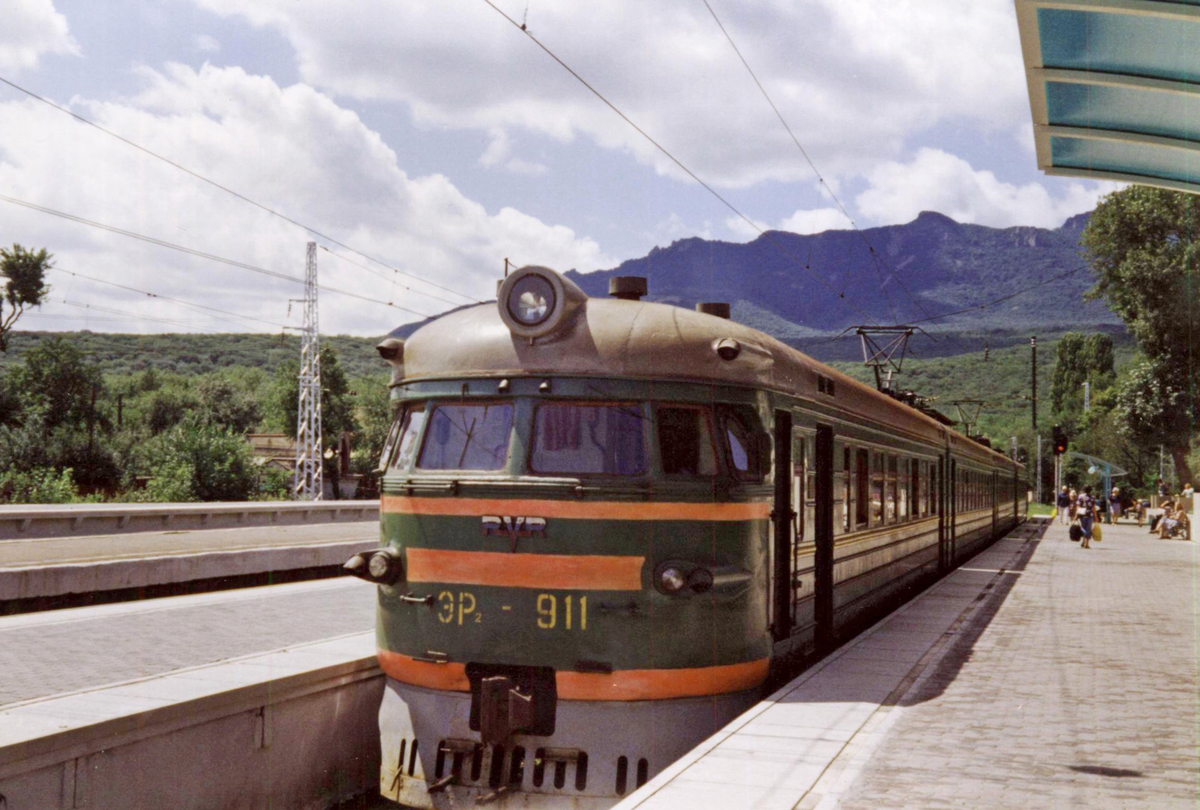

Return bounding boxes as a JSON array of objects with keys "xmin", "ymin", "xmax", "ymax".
[
  {"xmin": 616, "ymin": 517, "xmax": 1199, "ymax": 810},
  {"xmin": 0, "ymin": 579, "xmax": 380, "ymax": 809},
  {"xmin": 0, "ymin": 521, "xmax": 378, "ymax": 612}
]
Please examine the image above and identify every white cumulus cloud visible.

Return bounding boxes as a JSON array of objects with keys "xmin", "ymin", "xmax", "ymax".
[
  {"xmin": 186, "ymin": 0, "xmax": 1031, "ymax": 189},
  {"xmin": 0, "ymin": 0, "xmax": 78, "ymax": 73},
  {"xmin": 0, "ymin": 64, "xmax": 613, "ymax": 335},
  {"xmin": 855, "ymin": 148, "xmax": 1120, "ymax": 229}
]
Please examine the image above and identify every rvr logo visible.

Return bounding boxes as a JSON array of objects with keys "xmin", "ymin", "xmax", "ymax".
[{"xmin": 481, "ymin": 515, "xmax": 547, "ymax": 540}]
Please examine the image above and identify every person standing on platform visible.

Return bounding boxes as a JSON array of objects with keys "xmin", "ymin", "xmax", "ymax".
[
  {"xmin": 1057, "ymin": 486, "xmax": 1071, "ymax": 525},
  {"xmin": 1077, "ymin": 485, "xmax": 1098, "ymax": 548},
  {"xmin": 1068, "ymin": 487, "xmax": 1078, "ymax": 522},
  {"xmin": 1110, "ymin": 487, "xmax": 1122, "ymax": 524},
  {"xmin": 1158, "ymin": 478, "xmax": 1169, "ymax": 507}
]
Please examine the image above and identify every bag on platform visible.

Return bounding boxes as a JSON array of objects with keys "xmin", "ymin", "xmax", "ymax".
[{"xmin": 1069, "ymin": 522, "xmax": 1082, "ymax": 542}]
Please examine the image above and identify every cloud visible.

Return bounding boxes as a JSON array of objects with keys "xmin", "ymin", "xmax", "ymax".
[
  {"xmin": 479, "ymin": 130, "xmax": 548, "ymax": 175},
  {"xmin": 194, "ymin": 34, "xmax": 221, "ymax": 53},
  {"xmin": 187, "ymin": 0, "xmax": 1031, "ymax": 188},
  {"xmin": 0, "ymin": 64, "xmax": 613, "ymax": 335},
  {"xmin": 778, "ymin": 207, "xmax": 849, "ymax": 235},
  {"xmin": 723, "ymin": 206, "xmax": 846, "ymax": 240},
  {"xmin": 855, "ymin": 148, "xmax": 1120, "ymax": 229},
  {"xmin": 0, "ymin": 0, "xmax": 78, "ymax": 73}
]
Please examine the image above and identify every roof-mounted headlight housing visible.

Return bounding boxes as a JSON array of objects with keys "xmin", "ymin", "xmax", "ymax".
[{"xmin": 498, "ymin": 266, "xmax": 588, "ymax": 340}]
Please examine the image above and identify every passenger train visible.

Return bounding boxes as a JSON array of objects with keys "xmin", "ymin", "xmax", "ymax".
[{"xmin": 345, "ymin": 265, "xmax": 1025, "ymax": 808}]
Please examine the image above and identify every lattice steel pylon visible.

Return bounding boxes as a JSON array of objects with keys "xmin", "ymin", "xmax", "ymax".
[{"xmin": 294, "ymin": 242, "xmax": 323, "ymax": 500}]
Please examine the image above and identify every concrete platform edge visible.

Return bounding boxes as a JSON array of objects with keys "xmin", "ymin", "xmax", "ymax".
[
  {"xmin": 0, "ymin": 539, "xmax": 379, "ymax": 601},
  {"xmin": 0, "ymin": 500, "xmax": 380, "ymax": 541},
  {"xmin": 0, "ymin": 633, "xmax": 384, "ymax": 810}
]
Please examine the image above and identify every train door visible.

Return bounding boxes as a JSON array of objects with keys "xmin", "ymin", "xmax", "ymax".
[
  {"xmin": 937, "ymin": 455, "xmax": 947, "ymax": 572},
  {"xmin": 949, "ymin": 458, "xmax": 958, "ymax": 566},
  {"xmin": 814, "ymin": 425, "xmax": 834, "ymax": 649},
  {"xmin": 772, "ymin": 410, "xmax": 792, "ymax": 641},
  {"xmin": 992, "ymin": 471, "xmax": 998, "ymax": 537}
]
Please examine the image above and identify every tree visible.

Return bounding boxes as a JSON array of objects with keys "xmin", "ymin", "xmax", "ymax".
[
  {"xmin": 1082, "ymin": 186, "xmax": 1200, "ymax": 485},
  {"xmin": 0, "ymin": 244, "xmax": 52, "ymax": 352},
  {"xmin": 1050, "ymin": 332, "xmax": 1115, "ymax": 428},
  {"xmin": 268, "ymin": 345, "xmax": 357, "ymax": 440},
  {"xmin": 9, "ymin": 337, "xmax": 103, "ymax": 431},
  {"xmin": 196, "ymin": 376, "xmax": 262, "ymax": 434}
]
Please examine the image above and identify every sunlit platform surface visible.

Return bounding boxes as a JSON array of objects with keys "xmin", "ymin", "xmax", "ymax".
[{"xmin": 616, "ymin": 518, "xmax": 1199, "ymax": 810}]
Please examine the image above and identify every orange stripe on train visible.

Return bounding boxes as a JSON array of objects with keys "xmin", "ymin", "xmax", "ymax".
[
  {"xmin": 376, "ymin": 650, "xmax": 770, "ymax": 700},
  {"xmin": 406, "ymin": 548, "xmax": 645, "ymax": 590},
  {"xmin": 382, "ymin": 495, "xmax": 770, "ymax": 522}
]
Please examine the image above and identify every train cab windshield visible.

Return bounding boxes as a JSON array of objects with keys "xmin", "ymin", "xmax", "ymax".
[
  {"xmin": 530, "ymin": 402, "xmax": 646, "ymax": 475},
  {"xmin": 417, "ymin": 403, "xmax": 512, "ymax": 470},
  {"xmin": 384, "ymin": 394, "xmax": 765, "ymax": 479}
]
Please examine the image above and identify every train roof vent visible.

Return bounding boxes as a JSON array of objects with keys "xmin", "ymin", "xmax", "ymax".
[
  {"xmin": 609, "ymin": 276, "xmax": 648, "ymax": 301},
  {"xmin": 696, "ymin": 302, "xmax": 731, "ymax": 319}
]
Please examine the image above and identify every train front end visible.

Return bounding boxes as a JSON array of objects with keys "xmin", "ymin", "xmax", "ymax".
[{"xmin": 353, "ymin": 267, "xmax": 775, "ymax": 808}]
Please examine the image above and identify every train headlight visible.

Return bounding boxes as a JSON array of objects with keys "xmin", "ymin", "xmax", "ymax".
[
  {"xmin": 497, "ymin": 266, "xmax": 588, "ymax": 340},
  {"xmin": 345, "ymin": 548, "xmax": 403, "ymax": 585},
  {"xmin": 659, "ymin": 567, "xmax": 687, "ymax": 594},
  {"xmin": 509, "ymin": 274, "xmax": 556, "ymax": 326}
]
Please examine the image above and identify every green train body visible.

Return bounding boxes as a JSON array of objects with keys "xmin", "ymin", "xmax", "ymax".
[{"xmin": 351, "ymin": 266, "xmax": 1024, "ymax": 808}]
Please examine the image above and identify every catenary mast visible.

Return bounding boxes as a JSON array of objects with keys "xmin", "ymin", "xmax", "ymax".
[{"xmin": 294, "ymin": 241, "xmax": 323, "ymax": 500}]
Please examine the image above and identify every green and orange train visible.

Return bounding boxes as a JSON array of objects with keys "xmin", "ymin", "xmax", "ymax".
[{"xmin": 346, "ymin": 265, "xmax": 1025, "ymax": 808}]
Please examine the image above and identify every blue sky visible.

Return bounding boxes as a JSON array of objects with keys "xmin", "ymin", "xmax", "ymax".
[{"xmin": 0, "ymin": 0, "xmax": 1117, "ymax": 336}]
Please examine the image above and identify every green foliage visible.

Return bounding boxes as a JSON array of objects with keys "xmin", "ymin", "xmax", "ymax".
[
  {"xmin": 1050, "ymin": 332, "xmax": 1115, "ymax": 428},
  {"xmin": 0, "ymin": 467, "xmax": 81, "ymax": 504},
  {"xmin": 1082, "ymin": 186, "xmax": 1200, "ymax": 484},
  {"xmin": 146, "ymin": 385, "xmax": 199, "ymax": 433},
  {"xmin": 1, "ymin": 331, "xmax": 389, "ymax": 378},
  {"xmin": 139, "ymin": 421, "xmax": 261, "ymax": 502},
  {"xmin": 7, "ymin": 337, "xmax": 103, "ymax": 431},
  {"xmin": 0, "ymin": 244, "xmax": 52, "ymax": 353},
  {"xmin": 268, "ymin": 345, "xmax": 357, "ymax": 442},
  {"xmin": 196, "ymin": 376, "xmax": 262, "ymax": 433}
]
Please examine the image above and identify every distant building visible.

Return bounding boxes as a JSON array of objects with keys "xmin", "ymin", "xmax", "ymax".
[{"xmin": 246, "ymin": 433, "xmax": 363, "ymax": 499}]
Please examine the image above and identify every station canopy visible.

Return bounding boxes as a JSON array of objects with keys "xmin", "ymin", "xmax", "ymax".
[{"xmin": 1016, "ymin": 0, "xmax": 1200, "ymax": 193}]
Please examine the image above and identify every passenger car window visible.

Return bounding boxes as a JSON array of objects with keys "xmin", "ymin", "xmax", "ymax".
[
  {"xmin": 417, "ymin": 403, "xmax": 512, "ymax": 471},
  {"xmin": 657, "ymin": 405, "xmax": 716, "ymax": 476},
  {"xmin": 531, "ymin": 402, "xmax": 646, "ymax": 475}
]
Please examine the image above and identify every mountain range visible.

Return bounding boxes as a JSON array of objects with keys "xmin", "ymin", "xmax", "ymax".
[{"xmin": 397, "ymin": 211, "xmax": 1124, "ymax": 360}]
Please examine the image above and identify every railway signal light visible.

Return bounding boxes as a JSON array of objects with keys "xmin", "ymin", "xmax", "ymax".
[{"xmin": 1053, "ymin": 425, "xmax": 1068, "ymax": 456}]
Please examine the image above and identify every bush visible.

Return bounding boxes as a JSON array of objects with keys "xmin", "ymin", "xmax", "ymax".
[
  {"xmin": 0, "ymin": 468, "xmax": 81, "ymax": 504},
  {"xmin": 142, "ymin": 421, "xmax": 260, "ymax": 502}
]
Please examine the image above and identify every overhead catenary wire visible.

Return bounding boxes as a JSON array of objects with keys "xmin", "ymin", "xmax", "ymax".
[
  {"xmin": 0, "ymin": 74, "xmax": 483, "ymax": 306},
  {"xmin": 318, "ymin": 247, "xmax": 470, "ymax": 309},
  {"xmin": 0, "ymin": 194, "xmax": 437, "ymax": 320},
  {"xmin": 47, "ymin": 298, "xmax": 224, "ymax": 333},
  {"xmin": 479, "ymin": 0, "xmax": 881, "ymax": 328},
  {"xmin": 699, "ymin": 0, "xmax": 978, "ymax": 343},
  {"xmin": 801, "ymin": 265, "xmax": 1088, "ymax": 348},
  {"xmin": 49, "ymin": 266, "xmax": 294, "ymax": 332}
]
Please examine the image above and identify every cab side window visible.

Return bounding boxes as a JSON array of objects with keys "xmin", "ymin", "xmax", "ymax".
[
  {"xmin": 719, "ymin": 406, "xmax": 764, "ymax": 480},
  {"xmin": 387, "ymin": 405, "xmax": 426, "ymax": 471},
  {"xmin": 657, "ymin": 405, "xmax": 716, "ymax": 476}
]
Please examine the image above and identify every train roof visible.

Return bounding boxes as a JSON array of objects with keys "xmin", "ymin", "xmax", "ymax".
[{"xmin": 397, "ymin": 271, "xmax": 1018, "ymax": 470}]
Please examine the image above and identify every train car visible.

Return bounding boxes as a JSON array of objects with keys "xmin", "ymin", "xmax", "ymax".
[{"xmin": 345, "ymin": 265, "xmax": 1025, "ymax": 808}]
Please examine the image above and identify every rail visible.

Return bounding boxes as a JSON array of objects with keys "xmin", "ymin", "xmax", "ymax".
[{"xmin": 0, "ymin": 500, "xmax": 380, "ymax": 540}]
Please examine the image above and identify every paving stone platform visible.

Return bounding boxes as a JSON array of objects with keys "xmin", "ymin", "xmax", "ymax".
[
  {"xmin": 0, "ymin": 578, "xmax": 376, "ymax": 706},
  {"xmin": 617, "ymin": 518, "xmax": 1199, "ymax": 810}
]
